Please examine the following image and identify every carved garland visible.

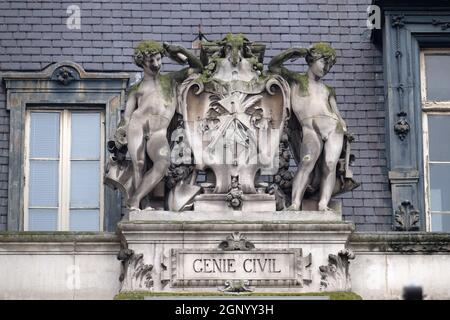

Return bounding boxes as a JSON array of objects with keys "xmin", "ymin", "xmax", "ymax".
[{"xmin": 391, "ymin": 15, "xmax": 411, "ymax": 142}]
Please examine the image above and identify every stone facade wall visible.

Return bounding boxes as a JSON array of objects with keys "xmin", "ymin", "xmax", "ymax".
[
  {"xmin": 0, "ymin": 0, "xmax": 391, "ymax": 231},
  {"xmin": 0, "ymin": 233, "xmax": 121, "ymax": 299},
  {"xmin": 1, "ymin": 232, "xmax": 449, "ymax": 300}
]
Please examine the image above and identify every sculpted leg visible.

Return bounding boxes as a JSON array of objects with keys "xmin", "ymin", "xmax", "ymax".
[
  {"xmin": 127, "ymin": 123, "xmax": 146, "ymax": 195},
  {"xmin": 128, "ymin": 131, "xmax": 170, "ymax": 209},
  {"xmin": 318, "ymin": 132, "xmax": 344, "ymax": 211},
  {"xmin": 287, "ymin": 128, "xmax": 322, "ymax": 210}
]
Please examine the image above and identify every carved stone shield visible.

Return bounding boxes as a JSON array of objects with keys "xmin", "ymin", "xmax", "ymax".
[{"xmin": 178, "ymin": 73, "xmax": 289, "ymax": 194}]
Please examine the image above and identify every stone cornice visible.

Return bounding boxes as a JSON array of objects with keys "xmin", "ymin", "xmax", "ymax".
[
  {"xmin": 0, "ymin": 232, "xmax": 119, "ymax": 243},
  {"xmin": 118, "ymin": 221, "xmax": 356, "ymax": 233},
  {"xmin": 349, "ymin": 232, "xmax": 450, "ymax": 253}
]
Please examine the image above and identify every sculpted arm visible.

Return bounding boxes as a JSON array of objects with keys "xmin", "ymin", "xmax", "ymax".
[
  {"xmin": 163, "ymin": 43, "xmax": 203, "ymax": 82},
  {"xmin": 122, "ymin": 90, "xmax": 137, "ymax": 127},
  {"xmin": 114, "ymin": 91, "xmax": 137, "ymax": 148},
  {"xmin": 268, "ymin": 48, "xmax": 308, "ymax": 79}
]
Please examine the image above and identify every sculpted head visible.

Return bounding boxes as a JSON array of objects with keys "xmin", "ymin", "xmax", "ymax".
[
  {"xmin": 134, "ymin": 40, "xmax": 165, "ymax": 75},
  {"xmin": 305, "ymin": 43, "xmax": 337, "ymax": 78}
]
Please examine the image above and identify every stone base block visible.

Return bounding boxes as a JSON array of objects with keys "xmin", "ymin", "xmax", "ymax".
[
  {"xmin": 129, "ymin": 209, "xmax": 342, "ymax": 222},
  {"xmin": 117, "ymin": 214, "xmax": 355, "ymax": 294},
  {"xmin": 193, "ymin": 193, "xmax": 276, "ymax": 212},
  {"xmin": 301, "ymin": 199, "xmax": 342, "ymax": 212}
]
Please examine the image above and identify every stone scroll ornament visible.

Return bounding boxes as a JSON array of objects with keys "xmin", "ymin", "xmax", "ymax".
[{"xmin": 105, "ymin": 34, "xmax": 359, "ymax": 212}]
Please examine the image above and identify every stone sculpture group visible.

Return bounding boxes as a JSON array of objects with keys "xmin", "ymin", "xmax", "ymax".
[{"xmin": 105, "ymin": 33, "xmax": 358, "ymax": 212}]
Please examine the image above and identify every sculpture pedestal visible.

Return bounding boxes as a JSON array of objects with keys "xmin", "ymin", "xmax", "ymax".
[
  {"xmin": 194, "ymin": 193, "xmax": 276, "ymax": 212},
  {"xmin": 117, "ymin": 210, "xmax": 355, "ymax": 294}
]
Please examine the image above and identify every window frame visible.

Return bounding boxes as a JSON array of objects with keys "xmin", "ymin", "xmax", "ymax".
[
  {"xmin": 2, "ymin": 62, "xmax": 129, "ymax": 231},
  {"xmin": 420, "ymin": 49, "xmax": 450, "ymax": 231},
  {"xmin": 377, "ymin": 6, "xmax": 450, "ymax": 231},
  {"xmin": 23, "ymin": 108, "xmax": 105, "ymax": 231}
]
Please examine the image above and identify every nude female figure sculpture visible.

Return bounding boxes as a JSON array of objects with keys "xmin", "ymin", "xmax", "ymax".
[
  {"xmin": 269, "ymin": 43, "xmax": 347, "ymax": 211},
  {"xmin": 115, "ymin": 40, "xmax": 202, "ymax": 210}
]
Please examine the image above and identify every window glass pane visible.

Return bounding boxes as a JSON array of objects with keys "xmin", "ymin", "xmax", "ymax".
[
  {"xmin": 70, "ymin": 161, "xmax": 99, "ymax": 207},
  {"xmin": 30, "ymin": 112, "xmax": 60, "ymax": 158},
  {"xmin": 431, "ymin": 213, "xmax": 450, "ymax": 232},
  {"xmin": 425, "ymin": 54, "xmax": 450, "ymax": 101},
  {"xmin": 69, "ymin": 209, "xmax": 99, "ymax": 231},
  {"xmin": 430, "ymin": 163, "xmax": 450, "ymax": 211},
  {"xmin": 29, "ymin": 209, "xmax": 57, "ymax": 231},
  {"xmin": 428, "ymin": 115, "xmax": 450, "ymax": 161},
  {"xmin": 71, "ymin": 113, "xmax": 100, "ymax": 159},
  {"xmin": 29, "ymin": 160, "xmax": 59, "ymax": 207}
]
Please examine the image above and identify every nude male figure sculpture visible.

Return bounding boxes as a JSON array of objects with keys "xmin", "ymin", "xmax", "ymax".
[
  {"xmin": 115, "ymin": 40, "xmax": 202, "ymax": 210},
  {"xmin": 269, "ymin": 43, "xmax": 347, "ymax": 211}
]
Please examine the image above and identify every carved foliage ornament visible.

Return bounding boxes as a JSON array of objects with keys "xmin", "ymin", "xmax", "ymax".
[
  {"xmin": 218, "ymin": 231, "xmax": 255, "ymax": 251},
  {"xmin": 51, "ymin": 66, "xmax": 78, "ymax": 85},
  {"xmin": 219, "ymin": 280, "xmax": 254, "ymax": 293},
  {"xmin": 432, "ymin": 19, "xmax": 450, "ymax": 30},
  {"xmin": 393, "ymin": 16, "xmax": 450, "ymax": 31},
  {"xmin": 394, "ymin": 111, "xmax": 410, "ymax": 141},
  {"xmin": 394, "ymin": 200, "xmax": 420, "ymax": 231},
  {"xmin": 117, "ymin": 248, "xmax": 153, "ymax": 291},
  {"xmin": 319, "ymin": 249, "xmax": 355, "ymax": 292}
]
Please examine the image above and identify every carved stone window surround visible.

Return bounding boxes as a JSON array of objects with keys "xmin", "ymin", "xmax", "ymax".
[
  {"xmin": 374, "ymin": 2, "xmax": 450, "ymax": 231},
  {"xmin": 1, "ymin": 61, "xmax": 129, "ymax": 231}
]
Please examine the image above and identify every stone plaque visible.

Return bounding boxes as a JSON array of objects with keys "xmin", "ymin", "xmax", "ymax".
[{"xmin": 168, "ymin": 248, "xmax": 311, "ymax": 288}]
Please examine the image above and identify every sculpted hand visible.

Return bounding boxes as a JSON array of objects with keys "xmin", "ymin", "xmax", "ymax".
[
  {"xmin": 163, "ymin": 42, "xmax": 173, "ymax": 53},
  {"xmin": 289, "ymin": 48, "xmax": 308, "ymax": 61}
]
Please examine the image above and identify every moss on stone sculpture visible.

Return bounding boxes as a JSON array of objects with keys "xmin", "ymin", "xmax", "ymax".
[
  {"xmin": 310, "ymin": 42, "xmax": 336, "ymax": 60},
  {"xmin": 133, "ymin": 40, "xmax": 165, "ymax": 68}
]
